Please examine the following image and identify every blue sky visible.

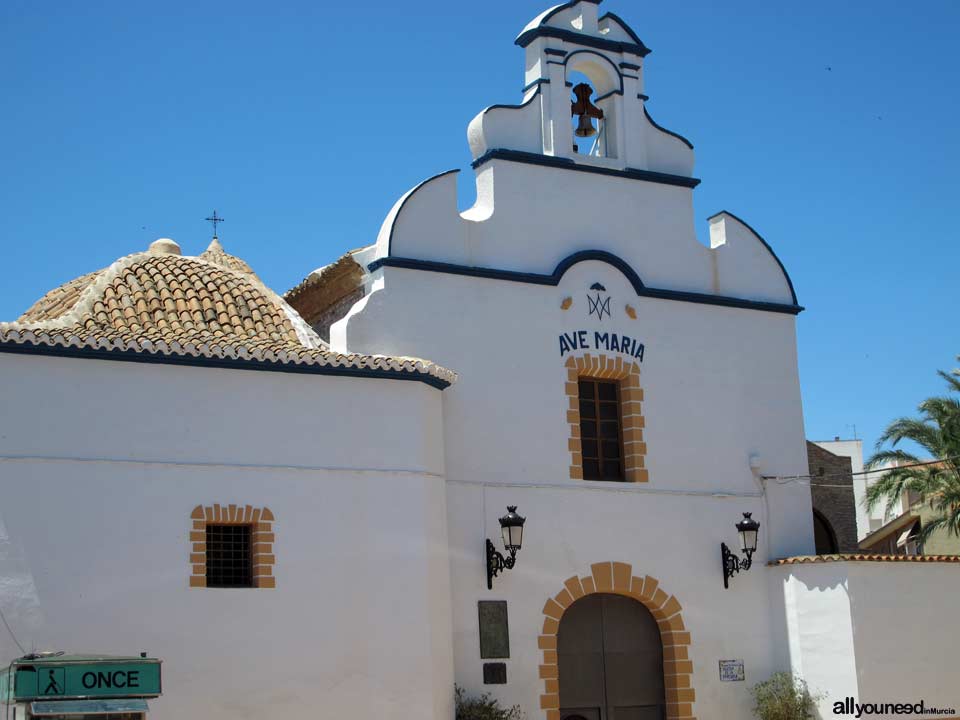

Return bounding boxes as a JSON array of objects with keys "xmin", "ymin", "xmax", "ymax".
[{"xmin": 1, "ymin": 0, "xmax": 957, "ymax": 457}]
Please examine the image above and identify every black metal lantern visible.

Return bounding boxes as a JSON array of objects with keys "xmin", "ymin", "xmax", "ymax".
[
  {"xmin": 487, "ymin": 506, "xmax": 526, "ymax": 589},
  {"xmin": 500, "ymin": 505, "xmax": 525, "ymax": 552},
  {"xmin": 737, "ymin": 512, "xmax": 760, "ymax": 556},
  {"xmin": 721, "ymin": 512, "xmax": 760, "ymax": 589}
]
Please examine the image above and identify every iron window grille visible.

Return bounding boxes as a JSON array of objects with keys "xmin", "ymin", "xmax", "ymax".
[{"xmin": 206, "ymin": 524, "xmax": 253, "ymax": 588}]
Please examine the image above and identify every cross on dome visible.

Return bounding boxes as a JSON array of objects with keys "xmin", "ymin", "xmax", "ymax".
[{"xmin": 205, "ymin": 210, "xmax": 225, "ymax": 239}]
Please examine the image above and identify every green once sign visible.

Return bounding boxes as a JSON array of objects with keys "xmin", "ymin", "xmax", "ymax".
[{"xmin": 11, "ymin": 662, "xmax": 161, "ymax": 700}]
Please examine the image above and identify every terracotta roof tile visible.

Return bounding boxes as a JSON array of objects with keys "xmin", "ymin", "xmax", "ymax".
[
  {"xmin": 770, "ymin": 554, "xmax": 960, "ymax": 565},
  {"xmin": 1, "ymin": 239, "xmax": 455, "ymax": 387},
  {"xmin": 19, "ymin": 270, "xmax": 102, "ymax": 323}
]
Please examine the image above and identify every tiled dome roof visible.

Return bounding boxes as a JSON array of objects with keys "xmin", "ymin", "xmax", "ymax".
[
  {"xmin": 16, "ymin": 238, "xmax": 320, "ymax": 349},
  {"xmin": 1, "ymin": 238, "xmax": 455, "ymax": 386},
  {"xmin": 197, "ymin": 237, "xmax": 256, "ymax": 276}
]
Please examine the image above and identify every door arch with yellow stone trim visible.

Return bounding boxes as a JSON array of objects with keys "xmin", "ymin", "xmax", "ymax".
[{"xmin": 538, "ymin": 561, "xmax": 695, "ymax": 720}]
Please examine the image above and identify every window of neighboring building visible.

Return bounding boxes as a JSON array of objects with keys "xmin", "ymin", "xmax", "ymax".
[
  {"xmin": 206, "ymin": 523, "xmax": 253, "ymax": 588},
  {"xmin": 578, "ymin": 378, "xmax": 624, "ymax": 481},
  {"xmin": 902, "ymin": 520, "xmax": 923, "ymax": 555}
]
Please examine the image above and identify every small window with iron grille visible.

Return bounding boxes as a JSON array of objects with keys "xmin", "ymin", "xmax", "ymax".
[
  {"xmin": 206, "ymin": 524, "xmax": 253, "ymax": 588},
  {"xmin": 578, "ymin": 378, "xmax": 625, "ymax": 481}
]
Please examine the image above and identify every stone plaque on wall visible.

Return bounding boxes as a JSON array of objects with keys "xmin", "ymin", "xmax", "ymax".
[
  {"xmin": 483, "ymin": 662, "xmax": 507, "ymax": 685},
  {"xmin": 719, "ymin": 659, "xmax": 745, "ymax": 682},
  {"xmin": 478, "ymin": 600, "xmax": 510, "ymax": 659}
]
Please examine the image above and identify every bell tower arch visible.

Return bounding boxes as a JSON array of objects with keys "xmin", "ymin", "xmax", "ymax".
[
  {"xmin": 468, "ymin": 0, "xmax": 694, "ymax": 178},
  {"xmin": 464, "ymin": 0, "xmax": 691, "ymax": 179}
]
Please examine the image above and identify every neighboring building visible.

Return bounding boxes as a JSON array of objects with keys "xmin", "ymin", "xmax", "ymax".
[
  {"xmin": 806, "ymin": 442, "xmax": 858, "ymax": 553},
  {"xmin": 814, "ymin": 436, "xmax": 959, "ymax": 556},
  {"xmin": 858, "ymin": 460, "xmax": 960, "ymax": 556},
  {"xmin": 2, "ymin": 3, "xmax": 959, "ymax": 720},
  {"xmin": 812, "ymin": 438, "xmax": 868, "ymax": 539},
  {"xmin": 860, "ymin": 510, "xmax": 923, "ymax": 555},
  {"xmin": 813, "ymin": 436, "xmax": 914, "ymax": 541}
]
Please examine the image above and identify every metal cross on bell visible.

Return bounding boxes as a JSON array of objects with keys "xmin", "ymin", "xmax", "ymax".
[{"xmin": 571, "ymin": 83, "xmax": 604, "ymax": 138}]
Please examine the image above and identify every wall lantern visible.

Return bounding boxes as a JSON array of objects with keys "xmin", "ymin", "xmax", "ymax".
[
  {"xmin": 721, "ymin": 512, "xmax": 760, "ymax": 589},
  {"xmin": 487, "ymin": 506, "xmax": 526, "ymax": 590}
]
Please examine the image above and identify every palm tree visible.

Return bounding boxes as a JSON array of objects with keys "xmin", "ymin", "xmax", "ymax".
[{"xmin": 864, "ymin": 358, "xmax": 960, "ymax": 548}]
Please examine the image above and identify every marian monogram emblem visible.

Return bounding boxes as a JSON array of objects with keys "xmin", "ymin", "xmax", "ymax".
[
  {"xmin": 558, "ymin": 282, "xmax": 646, "ymax": 360},
  {"xmin": 587, "ymin": 283, "xmax": 611, "ymax": 320}
]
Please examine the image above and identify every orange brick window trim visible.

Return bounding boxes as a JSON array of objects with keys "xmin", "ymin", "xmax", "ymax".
[
  {"xmin": 189, "ymin": 504, "xmax": 276, "ymax": 589},
  {"xmin": 538, "ymin": 562, "xmax": 696, "ymax": 720},
  {"xmin": 565, "ymin": 353, "xmax": 647, "ymax": 482}
]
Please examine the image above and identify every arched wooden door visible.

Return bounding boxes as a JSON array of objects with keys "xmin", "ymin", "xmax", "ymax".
[{"xmin": 558, "ymin": 593, "xmax": 665, "ymax": 720}]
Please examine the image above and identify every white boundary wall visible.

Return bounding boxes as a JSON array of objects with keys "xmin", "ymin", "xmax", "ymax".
[
  {"xmin": 0, "ymin": 352, "xmax": 454, "ymax": 720},
  {"xmin": 775, "ymin": 561, "xmax": 960, "ymax": 718}
]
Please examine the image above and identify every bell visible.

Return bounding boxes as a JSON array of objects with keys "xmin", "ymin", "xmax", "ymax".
[
  {"xmin": 571, "ymin": 82, "xmax": 603, "ymax": 139},
  {"xmin": 575, "ymin": 113, "xmax": 598, "ymax": 137}
]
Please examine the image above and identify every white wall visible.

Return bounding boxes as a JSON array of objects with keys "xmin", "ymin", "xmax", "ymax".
[
  {"xmin": 371, "ymin": 164, "xmax": 795, "ymax": 309},
  {"xmin": 342, "ymin": 260, "xmax": 811, "ymax": 555},
  {"xmin": 0, "ymin": 353, "xmax": 453, "ymax": 720},
  {"xmin": 448, "ymin": 480, "xmax": 789, "ymax": 720},
  {"xmin": 775, "ymin": 561, "xmax": 960, "ymax": 718},
  {"xmin": 332, "ymin": 159, "xmax": 814, "ymax": 720}
]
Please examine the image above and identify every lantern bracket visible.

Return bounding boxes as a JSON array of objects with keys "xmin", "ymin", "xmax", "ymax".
[
  {"xmin": 486, "ymin": 539, "xmax": 517, "ymax": 590},
  {"xmin": 721, "ymin": 542, "xmax": 755, "ymax": 589}
]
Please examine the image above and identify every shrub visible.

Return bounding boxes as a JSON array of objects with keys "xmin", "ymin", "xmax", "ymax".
[
  {"xmin": 455, "ymin": 685, "xmax": 525, "ymax": 720},
  {"xmin": 751, "ymin": 672, "xmax": 818, "ymax": 720}
]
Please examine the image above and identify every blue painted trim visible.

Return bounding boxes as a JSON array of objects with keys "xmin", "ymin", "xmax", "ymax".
[
  {"xmin": 643, "ymin": 107, "xmax": 694, "ymax": 150},
  {"xmin": 594, "ymin": 89, "xmax": 623, "ymax": 102},
  {"xmin": 545, "ymin": 48, "xmax": 568, "ymax": 57},
  {"xmin": 516, "ymin": 27, "xmax": 651, "ymax": 58},
  {"xmin": 488, "ymin": 86, "xmax": 550, "ymax": 114},
  {"xmin": 0, "ymin": 340, "xmax": 453, "ymax": 389},
  {"xmin": 706, "ymin": 211, "xmax": 799, "ymax": 305},
  {"xmin": 563, "ymin": 50, "xmax": 624, "ymax": 95},
  {"xmin": 619, "ymin": 62, "xmax": 641, "ymax": 71},
  {"xmin": 470, "ymin": 149, "xmax": 701, "ymax": 189},
  {"xmin": 367, "ymin": 254, "xmax": 803, "ymax": 316},
  {"xmin": 554, "ymin": 250, "xmax": 645, "ymax": 292},
  {"xmin": 563, "ymin": 49, "xmax": 626, "ymax": 99},
  {"xmin": 637, "ymin": 93, "xmax": 650, "ymax": 101},
  {"xmin": 387, "ymin": 169, "xmax": 460, "ymax": 256},
  {"xmin": 484, "ymin": 85, "xmax": 542, "ymax": 115},
  {"xmin": 521, "ymin": 78, "xmax": 550, "ymax": 93},
  {"xmin": 599, "ymin": 11, "xmax": 647, "ymax": 49},
  {"xmin": 537, "ymin": 0, "xmax": 602, "ymax": 30}
]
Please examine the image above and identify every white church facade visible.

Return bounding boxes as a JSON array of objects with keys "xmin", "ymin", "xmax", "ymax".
[{"xmin": 1, "ymin": 3, "xmax": 957, "ymax": 720}]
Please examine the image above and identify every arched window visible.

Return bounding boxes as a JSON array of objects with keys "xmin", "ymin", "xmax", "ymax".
[
  {"xmin": 565, "ymin": 51, "xmax": 622, "ymax": 159},
  {"xmin": 569, "ymin": 74, "xmax": 606, "ymax": 158}
]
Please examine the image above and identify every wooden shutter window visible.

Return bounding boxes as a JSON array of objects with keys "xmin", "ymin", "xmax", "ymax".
[{"xmin": 578, "ymin": 378, "xmax": 625, "ymax": 481}]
